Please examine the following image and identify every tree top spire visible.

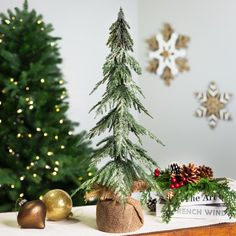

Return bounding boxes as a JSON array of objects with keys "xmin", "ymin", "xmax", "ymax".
[
  {"xmin": 118, "ymin": 7, "xmax": 124, "ymax": 19},
  {"xmin": 23, "ymin": 0, "xmax": 28, "ymax": 10},
  {"xmin": 107, "ymin": 8, "xmax": 133, "ymax": 51}
]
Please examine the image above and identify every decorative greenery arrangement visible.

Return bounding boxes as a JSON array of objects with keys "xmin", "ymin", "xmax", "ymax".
[
  {"xmin": 0, "ymin": 1, "xmax": 95, "ymax": 211},
  {"xmin": 73, "ymin": 8, "xmax": 164, "ymax": 204},
  {"xmin": 143, "ymin": 163, "xmax": 236, "ymax": 223}
]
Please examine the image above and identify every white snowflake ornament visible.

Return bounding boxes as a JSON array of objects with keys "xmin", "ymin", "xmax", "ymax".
[
  {"xmin": 195, "ymin": 81, "xmax": 233, "ymax": 129},
  {"xmin": 147, "ymin": 24, "xmax": 190, "ymax": 86},
  {"xmin": 149, "ymin": 33, "xmax": 186, "ymax": 77}
]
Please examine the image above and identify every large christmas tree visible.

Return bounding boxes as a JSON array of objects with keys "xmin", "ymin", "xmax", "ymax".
[
  {"xmin": 75, "ymin": 8, "xmax": 163, "ymax": 203},
  {"xmin": 0, "ymin": 1, "xmax": 94, "ymax": 211}
]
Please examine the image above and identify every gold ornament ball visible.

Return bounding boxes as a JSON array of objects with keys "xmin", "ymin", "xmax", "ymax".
[
  {"xmin": 43, "ymin": 189, "xmax": 72, "ymax": 221},
  {"xmin": 17, "ymin": 199, "xmax": 46, "ymax": 229}
]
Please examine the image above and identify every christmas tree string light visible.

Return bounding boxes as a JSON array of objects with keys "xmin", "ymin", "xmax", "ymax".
[{"xmin": 0, "ymin": 0, "xmax": 95, "ymax": 211}]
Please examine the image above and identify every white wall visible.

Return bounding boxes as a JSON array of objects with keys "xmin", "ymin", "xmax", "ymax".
[
  {"xmin": 0, "ymin": 0, "xmax": 139, "ymax": 144},
  {"xmin": 138, "ymin": 0, "xmax": 236, "ymax": 178},
  {"xmin": 1, "ymin": 1, "xmax": 236, "ymax": 178}
]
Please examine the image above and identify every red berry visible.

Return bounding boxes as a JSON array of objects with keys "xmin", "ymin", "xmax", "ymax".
[
  {"xmin": 182, "ymin": 177, "xmax": 187, "ymax": 182},
  {"xmin": 171, "ymin": 177, "xmax": 177, "ymax": 183},
  {"xmin": 180, "ymin": 181, "xmax": 184, "ymax": 186},
  {"xmin": 170, "ymin": 184, "xmax": 175, "ymax": 189},
  {"xmin": 175, "ymin": 183, "xmax": 180, "ymax": 188},
  {"xmin": 154, "ymin": 168, "xmax": 160, "ymax": 177}
]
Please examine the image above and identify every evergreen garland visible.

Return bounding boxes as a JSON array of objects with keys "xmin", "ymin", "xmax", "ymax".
[
  {"xmin": 143, "ymin": 165, "xmax": 236, "ymax": 223},
  {"xmin": 161, "ymin": 177, "xmax": 236, "ymax": 223}
]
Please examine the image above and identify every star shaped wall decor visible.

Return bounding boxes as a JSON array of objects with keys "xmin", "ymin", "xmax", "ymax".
[{"xmin": 195, "ymin": 81, "xmax": 232, "ymax": 129}]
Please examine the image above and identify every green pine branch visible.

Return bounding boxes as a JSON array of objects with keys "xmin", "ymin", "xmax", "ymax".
[{"xmin": 76, "ymin": 159, "xmax": 163, "ymax": 204}]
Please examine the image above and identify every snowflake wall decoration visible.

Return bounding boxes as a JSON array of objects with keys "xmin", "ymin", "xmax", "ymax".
[
  {"xmin": 194, "ymin": 81, "xmax": 232, "ymax": 129},
  {"xmin": 147, "ymin": 24, "xmax": 190, "ymax": 86}
]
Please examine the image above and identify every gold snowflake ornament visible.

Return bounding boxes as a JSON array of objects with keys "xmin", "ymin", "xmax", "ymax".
[
  {"xmin": 147, "ymin": 24, "xmax": 190, "ymax": 86},
  {"xmin": 195, "ymin": 81, "xmax": 232, "ymax": 129}
]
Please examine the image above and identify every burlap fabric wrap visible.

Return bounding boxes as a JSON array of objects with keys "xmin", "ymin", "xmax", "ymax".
[{"xmin": 96, "ymin": 198, "xmax": 144, "ymax": 233}]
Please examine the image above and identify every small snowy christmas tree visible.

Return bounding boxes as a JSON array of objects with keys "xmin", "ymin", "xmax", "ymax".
[{"xmin": 76, "ymin": 8, "xmax": 163, "ymax": 204}]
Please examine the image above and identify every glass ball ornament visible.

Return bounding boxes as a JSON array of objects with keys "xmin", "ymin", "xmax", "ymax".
[{"xmin": 43, "ymin": 189, "xmax": 72, "ymax": 221}]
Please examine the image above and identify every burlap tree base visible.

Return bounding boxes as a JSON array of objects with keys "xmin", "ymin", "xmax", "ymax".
[{"xmin": 96, "ymin": 198, "xmax": 144, "ymax": 233}]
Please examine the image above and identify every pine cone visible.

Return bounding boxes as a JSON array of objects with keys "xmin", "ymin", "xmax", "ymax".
[
  {"xmin": 164, "ymin": 190, "xmax": 175, "ymax": 200},
  {"xmin": 181, "ymin": 163, "xmax": 200, "ymax": 184},
  {"xmin": 147, "ymin": 197, "xmax": 157, "ymax": 212},
  {"xmin": 198, "ymin": 165, "xmax": 213, "ymax": 179},
  {"xmin": 169, "ymin": 163, "xmax": 181, "ymax": 175}
]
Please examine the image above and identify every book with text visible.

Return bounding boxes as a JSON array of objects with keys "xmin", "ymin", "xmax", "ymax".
[{"xmin": 156, "ymin": 204, "xmax": 230, "ymax": 220}]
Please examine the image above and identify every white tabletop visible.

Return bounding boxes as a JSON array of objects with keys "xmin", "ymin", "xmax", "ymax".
[{"xmin": 0, "ymin": 205, "xmax": 236, "ymax": 236}]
